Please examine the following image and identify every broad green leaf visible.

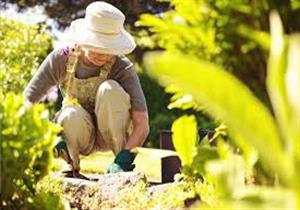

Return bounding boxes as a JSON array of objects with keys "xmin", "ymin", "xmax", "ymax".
[
  {"xmin": 267, "ymin": 11, "xmax": 293, "ymax": 153},
  {"xmin": 285, "ymin": 35, "xmax": 300, "ymax": 130},
  {"xmin": 237, "ymin": 24, "xmax": 270, "ymax": 51},
  {"xmin": 171, "ymin": 115, "xmax": 197, "ymax": 166},
  {"xmin": 145, "ymin": 52, "xmax": 293, "ymax": 186},
  {"xmin": 285, "ymin": 34, "xmax": 300, "ymax": 210},
  {"xmin": 285, "ymin": 35, "xmax": 300, "ymax": 167}
]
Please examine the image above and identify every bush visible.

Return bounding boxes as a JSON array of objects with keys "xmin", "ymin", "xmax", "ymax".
[
  {"xmin": 145, "ymin": 10, "xmax": 300, "ymax": 209},
  {"xmin": 0, "ymin": 93, "xmax": 62, "ymax": 209},
  {"xmin": 139, "ymin": 72, "xmax": 215, "ymax": 148},
  {"xmin": 137, "ymin": 0, "xmax": 300, "ymax": 107},
  {"xmin": 0, "ymin": 17, "xmax": 64, "ymax": 209},
  {"xmin": 0, "ymin": 17, "xmax": 52, "ymax": 93}
]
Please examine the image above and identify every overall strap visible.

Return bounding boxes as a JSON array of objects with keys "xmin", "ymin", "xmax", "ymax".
[
  {"xmin": 65, "ymin": 47, "xmax": 80, "ymax": 100},
  {"xmin": 99, "ymin": 68, "xmax": 109, "ymax": 79}
]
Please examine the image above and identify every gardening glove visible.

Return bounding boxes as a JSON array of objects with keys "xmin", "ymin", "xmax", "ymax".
[
  {"xmin": 107, "ymin": 149, "xmax": 136, "ymax": 173},
  {"xmin": 53, "ymin": 136, "xmax": 91, "ymax": 180},
  {"xmin": 53, "ymin": 135, "xmax": 73, "ymax": 165}
]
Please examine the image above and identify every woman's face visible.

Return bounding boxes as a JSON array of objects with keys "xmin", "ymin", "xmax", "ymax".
[{"xmin": 82, "ymin": 47, "xmax": 114, "ymax": 66}]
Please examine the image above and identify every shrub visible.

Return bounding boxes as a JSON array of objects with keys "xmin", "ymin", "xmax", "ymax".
[
  {"xmin": 0, "ymin": 17, "xmax": 63, "ymax": 209},
  {"xmin": 0, "ymin": 93, "xmax": 62, "ymax": 209},
  {"xmin": 145, "ymin": 11, "xmax": 299, "ymax": 209},
  {"xmin": 139, "ymin": 72, "xmax": 215, "ymax": 148},
  {"xmin": 137, "ymin": 0, "xmax": 300, "ymax": 106},
  {"xmin": 0, "ymin": 17, "xmax": 52, "ymax": 93}
]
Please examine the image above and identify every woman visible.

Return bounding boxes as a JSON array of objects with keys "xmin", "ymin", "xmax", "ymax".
[{"xmin": 24, "ymin": 1, "xmax": 149, "ymax": 177}]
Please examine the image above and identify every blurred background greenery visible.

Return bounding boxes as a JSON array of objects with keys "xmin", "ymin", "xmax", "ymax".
[{"xmin": 1, "ymin": 0, "xmax": 299, "ymax": 209}]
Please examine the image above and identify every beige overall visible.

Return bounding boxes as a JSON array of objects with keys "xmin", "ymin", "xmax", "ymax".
[{"xmin": 55, "ymin": 48, "xmax": 132, "ymax": 170}]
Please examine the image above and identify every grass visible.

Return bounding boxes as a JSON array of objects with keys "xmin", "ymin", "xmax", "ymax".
[{"xmin": 51, "ymin": 150, "xmax": 162, "ymax": 183}]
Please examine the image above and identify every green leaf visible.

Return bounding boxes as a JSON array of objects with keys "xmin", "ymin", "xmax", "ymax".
[
  {"xmin": 0, "ymin": 93, "xmax": 61, "ymax": 205},
  {"xmin": 267, "ymin": 11, "xmax": 292, "ymax": 152},
  {"xmin": 0, "ymin": 17, "xmax": 51, "ymax": 94},
  {"xmin": 171, "ymin": 115, "xmax": 197, "ymax": 166},
  {"xmin": 145, "ymin": 52, "xmax": 293, "ymax": 186},
  {"xmin": 237, "ymin": 24, "xmax": 270, "ymax": 51},
  {"xmin": 285, "ymin": 34, "xmax": 300, "ymax": 210}
]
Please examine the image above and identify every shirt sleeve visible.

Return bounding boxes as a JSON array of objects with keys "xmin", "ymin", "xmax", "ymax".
[
  {"xmin": 23, "ymin": 48, "xmax": 68, "ymax": 103},
  {"xmin": 111, "ymin": 57, "xmax": 148, "ymax": 112}
]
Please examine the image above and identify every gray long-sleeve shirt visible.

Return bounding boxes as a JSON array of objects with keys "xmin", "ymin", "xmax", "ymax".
[{"xmin": 24, "ymin": 47, "xmax": 147, "ymax": 112}]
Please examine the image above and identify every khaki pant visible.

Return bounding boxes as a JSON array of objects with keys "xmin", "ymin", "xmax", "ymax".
[{"xmin": 56, "ymin": 80, "xmax": 132, "ymax": 170}]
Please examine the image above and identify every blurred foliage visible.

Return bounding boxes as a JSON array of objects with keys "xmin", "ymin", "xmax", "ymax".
[
  {"xmin": 0, "ymin": 17, "xmax": 52, "ymax": 93},
  {"xmin": 0, "ymin": 17, "xmax": 64, "ymax": 209},
  {"xmin": 0, "ymin": 1, "xmax": 299, "ymax": 208},
  {"xmin": 0, "ymin": 0, "xmax": 170, "ymax": 28},
  {"xmin": 137, "ymin": 0, "xmax": 300, "ymax": 107},
  {"xmin": 139, "ymin": 71, "xmax": 215, "ymax": 148},
  {"xmin": 0, "ymin": 93, "xmax": 62, "ymax": 209},
  {"xmin": 136, "ymin": 0, "xmax": 299, "ymax": 149},
  {"xmin": 171, "ymin": 115, "xmax": 197, "ymax": 166},
  {"xmin": 138, "ymin": 71, "xmax": 175, "ymax": 147},
  {"xmin": 145, "ymin": 9, "xmax": 299, "ymax": 210}
]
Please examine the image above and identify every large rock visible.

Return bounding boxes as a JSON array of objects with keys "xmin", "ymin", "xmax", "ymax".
[
  {"xmin": 147, "ymin": 183, "xmax": 173, "ymax": 197},
  {"xmin": 49, "ymin": 172, "xmax": 193, "ymax": 210},
  {"xmin": 52, "ymin": 172, "xmax": 147, "ymax": 210}
]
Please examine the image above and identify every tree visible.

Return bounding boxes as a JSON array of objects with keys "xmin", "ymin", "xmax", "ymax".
[
  {"xmin": 137, "ymin": 0, "xmax": 300, "ymax": 106},
  {"xmin": 0, "ymin": 0, "xmax": 171, "ymax": 28}
]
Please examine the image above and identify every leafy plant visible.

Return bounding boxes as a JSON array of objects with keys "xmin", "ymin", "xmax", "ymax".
[
  {"xmin": 0, "ymin": 17, "xmax": 52, "ymax": 93},
  {"xmin": 138, "ymin": 0, "xmax": 300, "ymax": 106},
  {"xmin": 0, "ymin": 93, "xmax": 62, "ymax": 209},
  {"xmin": 145, "ymin": 11, "xmax": 299, "ymax": 209},
  {"xmin": 171, "ymin": 115, "xmax": 197, "ymax": 166},
  {"xmin": 0, "ymin": 17, "xmax": 64, "ymax": 209},
  {"xmin": 139, "ymin": 72, "xmax": 214, "ymax": 148}
]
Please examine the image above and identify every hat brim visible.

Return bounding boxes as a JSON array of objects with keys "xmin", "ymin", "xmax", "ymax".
[{"xmin": 69, "ymin": 19, "xmax": 136, "ymax": 55}]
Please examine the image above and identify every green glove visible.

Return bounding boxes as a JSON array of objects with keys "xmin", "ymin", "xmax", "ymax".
[
  {"xmin": 53, "ymin": 136, "xmax": 72, "ymax": 164},
  {"xmin": 107, "ymin": 150, "xmax": 136, "ymax": 173}
]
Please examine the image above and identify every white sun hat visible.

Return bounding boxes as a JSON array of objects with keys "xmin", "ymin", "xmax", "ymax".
[{"xmin": 68, "ymin": 1, "xmax": 136, "ymax": 55}]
